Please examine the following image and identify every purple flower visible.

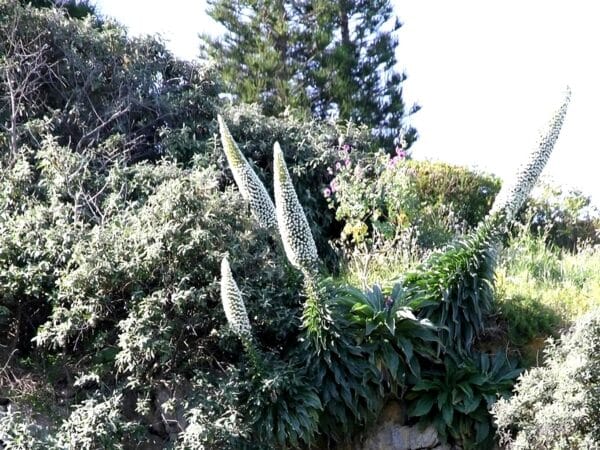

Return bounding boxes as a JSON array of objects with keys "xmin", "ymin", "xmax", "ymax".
[
  {"xmin": 388, "ymin": 156, "xmax": 401, "ymax": 168},
  {"xmin": 384, "ymin": 296, "xmax": 394, "ymax": 310},
  {"xmin": 323, "ymin": 187, "xmax": 332, "ymax": 198},
  {"xmin": 395, "ymin": 146, "xmax": 407, "ymax": 158},
  {"xmin": 344, "ymin": 158, "xmax": 351, "ymax": 168}
]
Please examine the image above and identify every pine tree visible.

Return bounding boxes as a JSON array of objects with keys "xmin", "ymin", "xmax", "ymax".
[
  {"xmin": 202, "ymin": 0, "xmax": 417, "ymax": 147},
  {"xmin": 202, "ymin": 0, "xmax": 308, "ymax": 116}
]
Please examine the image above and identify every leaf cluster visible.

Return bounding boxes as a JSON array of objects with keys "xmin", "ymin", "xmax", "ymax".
[{"xmin": 407, "ymin": 352, "xmax": 521, "ymax": 449}]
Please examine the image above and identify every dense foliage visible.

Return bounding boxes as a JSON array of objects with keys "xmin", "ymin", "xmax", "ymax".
[
  {"xmin": 328, "ymin": 149, "xmax": 501, "ymax": 249},
  {"xmin": 493, "ymin": 309, "xmax": 600, "ymax": 449},
  {"xmin": 518, "ymin": 182, "xmax": 600, "ymax": 251},
  {"xmin": 0, "ymin": 0, "xmax": 218, "ymax": 165},
  {"xmin": 1, "ymin": 3, "xmax": 596, "ymax": 450}
]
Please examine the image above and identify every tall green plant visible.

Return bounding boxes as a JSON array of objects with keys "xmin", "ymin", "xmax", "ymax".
[
  {"xmin": 400, "ymin": 87, "xmax": 571, "ymax": 356},
  {"xmin": 219, "ymin": 256, "xmax": 322, "ymax": 448}
]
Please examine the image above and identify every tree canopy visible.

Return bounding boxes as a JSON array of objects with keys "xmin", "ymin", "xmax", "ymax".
[{"xmin": 202, "ymin": 0, "xmax": 419, "ymax": 148}]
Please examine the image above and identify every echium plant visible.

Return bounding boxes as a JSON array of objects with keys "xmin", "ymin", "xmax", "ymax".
[
  {"xmin": 218, "ymin": 115, "xmax": 277, "ymax": 229},
  {"xmin": 402, "ymin": 87, "xmax": 572, "ymax": 357},
  {"xmin": 220, "ymin": 257, "xmax": 323, "ymax": 448},
  {"xmin": 273, "ymin": 142, "xmax": 319, "ymax": 274},
  {"xmin": 272, "ymin": 142, "xmax": 325, "ymax": 336},
  {"xmin": 220, "ymin": 257, "xmax": 261, "ymax": 368},
  {"xmin": 490, "ymin": 87, "xmax": 571, "ymax": 221}
]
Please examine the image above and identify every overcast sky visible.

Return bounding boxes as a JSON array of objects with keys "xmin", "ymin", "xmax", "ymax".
[{"xmin": 93, "ymin": 0, "xmax": 600, "ymax": 207}]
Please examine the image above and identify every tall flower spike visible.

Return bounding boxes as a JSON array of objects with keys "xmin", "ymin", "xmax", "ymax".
[
  {"xmin": 220, "ymin": 257, "xmax": 253, "ymax": 342},
  {"xmin": 273, "ymin": 142, "xmax": 319, "ymax": 272},
  {"xmin": 218, "ymin": 115, "xmax": 277, "ymax": 229},
  {"xmin": 490, "ymin": 87, "xmax": 571, "ymax": 221}
]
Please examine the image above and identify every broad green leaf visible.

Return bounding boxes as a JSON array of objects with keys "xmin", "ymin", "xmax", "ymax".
[
  {"xmin": 442, "ymin": 403, "xmax": 454, "ymax": 426},
  {"xmin": 408, "ymin": 395, "xmax": 435, "ymax": 417}
]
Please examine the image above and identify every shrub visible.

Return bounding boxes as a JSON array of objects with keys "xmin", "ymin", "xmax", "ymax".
[
  {"xmin": 518, "ymin": 182, "xmax": 600, "ymax": 251},
  {"xmin": 493, "ymin": 309, "xmax": 600, "ymax": 449},
  {"xmin": 0, "ymin": 1, "xmax": 218, "ymax": 166},
  {"xmin": 496, "ymin": 222, "xmax": 600, "ymax": 327},
  {"xmin": 329, "ymin": 152, "xmax": 500, "ymax": 251}
]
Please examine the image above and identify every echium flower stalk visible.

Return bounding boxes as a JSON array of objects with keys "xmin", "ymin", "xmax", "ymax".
[
  {"xmin": 217, "ymin": 115, "xmax": 277, "ymax": 229},
  {"xmin": 220, "ymin": 257, "xmax": 253, "ymax": 343},
  {"xmin": 273, "ymin": 142, "xmax": 319, "ymax": 273},
  {"xmin": 490, "ymin": 87, "xmax": 571, "ymax": 221}
]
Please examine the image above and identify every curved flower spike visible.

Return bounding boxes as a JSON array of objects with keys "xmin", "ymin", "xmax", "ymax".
[
  {"xmin": 220, "ymin": 257, "xmax": 252, "ymax": 342},
  {"xmin": 218, "ymin": 115, "xmax": 277, "ymax": 229},
  {"xmin": 490, "ymin": 87, "xmax": 571, "ymax": 220},
  {"xmin": 273, "ymin": 142, "xmax": 319, "ymax": 272}
]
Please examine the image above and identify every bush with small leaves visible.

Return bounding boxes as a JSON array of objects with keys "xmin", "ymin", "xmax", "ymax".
[
  {"xmin": 0, "ymin": 408, "xmax": 49, "ymax": 450},
  {"xmin": 493, "ymin": 309, "xmax": 600, "ymax": 449},
  {"xmin": 53, "ymin": 394, "xmax": 136, "ymax": 450}
]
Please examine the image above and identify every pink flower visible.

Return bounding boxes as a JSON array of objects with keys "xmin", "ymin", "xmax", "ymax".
[
  {"xmin": 388, "ymin": 156, "xmax": 401, "ymax": 168},
  {"xmin": 344, "ymin": 158, "xmax": 351, "ymax": 168},
  {"xmin": 339, "ymin": 144, "xmax": 351, "ymax": 158},
  {"xmin": 335, "ymin": 162, "xmax": 342, "ymax": 171},
  {"xmin": 330, "ymin": 179, "xmax": 338, "ymax": 193},
  {"xmin": 323, "ymin": 187, "xmax": 332, "ymax": 198}
]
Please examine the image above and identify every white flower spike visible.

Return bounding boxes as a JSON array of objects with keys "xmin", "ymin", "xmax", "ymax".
[
  {"xmin": 218, "ymin": 115, "xmax": 277, "ymax": 229},
  {"xmin": 220, "ymin": 257, "xmax": 252, "ymax": 342},
  {"xmin": 273, "ymin": 142, "xmax": 319, "ymax": 272},
  {"xmin": 490, "ymin": 87, "xmax": 571, "ymax": 220}
]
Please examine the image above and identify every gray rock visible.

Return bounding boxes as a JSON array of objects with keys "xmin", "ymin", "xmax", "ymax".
[
  {"xmin": 358, "ymin": 422, "xmax": 440, "ymax": 449},
  {"xmin": 408, "ymin": 424, "xmax": 439, "ymax": 449}
]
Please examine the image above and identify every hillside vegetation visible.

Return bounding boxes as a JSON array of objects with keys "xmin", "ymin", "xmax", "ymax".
[{"xmin": 1, "ymin": 3, "xmax": 599, "ymax": 449}]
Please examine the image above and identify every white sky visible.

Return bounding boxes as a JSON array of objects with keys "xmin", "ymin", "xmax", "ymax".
[{"xmin": 93, "ymin": 0, "xmax": 600, "ymax": 206}]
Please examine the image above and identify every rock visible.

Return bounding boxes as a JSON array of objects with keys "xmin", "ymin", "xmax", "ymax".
[
  {"xmin": 352, "ymin": 400, "xmax": 441, "ymax": 450},
  {"xmin": 408, "ymin": 424, "xmax": 439, "ymax": 449},
  {"xmin": 432, "ymin": 444, "xmax": 453, "ymax": 450},
  {"xmin": 359, "ymin": 423, "xmax": 440, "ymax": 450}
]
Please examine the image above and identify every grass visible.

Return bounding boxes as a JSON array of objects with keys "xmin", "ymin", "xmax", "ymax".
[
  {"xmin": 494, "ymin": 226, "xmax": 600, "ymax": 364},
  {"xmin": 497, "ymin": 229, "xmax": 600, "ymax": 321},
  {"xmin": 338, "ymin": 219, "xmax": 600, "ymax": 366},
  {"xmin": 336, "ymin": 226, "xmax": 429, "ymax": 290}
]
